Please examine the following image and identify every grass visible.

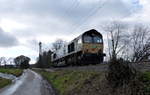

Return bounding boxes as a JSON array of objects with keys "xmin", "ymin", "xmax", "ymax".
[
  {"xmin": 35, "ymin": 69, "xmax": 150, "ymax": 95},
  {"xmin": 35, "ymin": 69, "xmax": 105, "ymax": 95},
  {"xmin": 142, "ymin": 71, "xmax": 150, "ymax": 94},
  {"xmin": 0, "ymin": 77, "xmax": 11, "ymax": 89},
  {"xmin": 0, "ymin": 68, "xmax": 23, "ymax": 77}
]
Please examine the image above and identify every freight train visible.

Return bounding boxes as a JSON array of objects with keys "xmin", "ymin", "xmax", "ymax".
[{"xmin": 51, "ymin": 29, "xmax": 106, "ymax": 66}]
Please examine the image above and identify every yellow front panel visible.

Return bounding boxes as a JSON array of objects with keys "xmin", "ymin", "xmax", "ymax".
[{"xmin": 83, "ymin": 43, "xmax": 103, "ymax": 53}]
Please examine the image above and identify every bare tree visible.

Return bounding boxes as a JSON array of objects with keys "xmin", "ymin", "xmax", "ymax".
[
  {"xmin": 35, "ymin": 50, "xmax": 53, "ymax": 68},
  {"xmin": 104, "ymin": 22, "xmax": 144, "ymax": 95},
  {"xmin": 0, "ymin": 57, "xmax": 7, "ymax": 66},
  {"xmin": 7, "ymin": 57, "xmax": 14, "ymax": 65},
  {"xmin": 103, "ymin": 21, "xmax": 128, "ymax": 60},
  {"xmin": 0, "ymin": 57, "xmax": 3, "ymax": 66},
  {"xmin": 130, "ymin": 24, "xmax": 150, "ymax": 62},
  {"xmin": 52, "ymin": 39, "xmax": 66, "ymax": 51}
]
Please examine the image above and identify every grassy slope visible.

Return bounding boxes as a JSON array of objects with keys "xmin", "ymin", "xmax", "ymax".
[
  {"xmin": 142, "ymin": 72, "xmax": 150, "ymax": 94},
  {"xmin": 0, "ymin": 68, "xmax": 23, "ymax": 77},
  {"xmin": 35, "ymin": 69, "xmax": 150, "ymax": 95},
  {"xmin": 36, "ymin": 69, "xmax": 105, "ymax": 95},
  {"xmin": 0, "ymin": 77, "xmax": 11, "ymax": 89}
]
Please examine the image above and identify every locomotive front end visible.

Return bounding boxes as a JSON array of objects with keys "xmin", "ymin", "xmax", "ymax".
[{"xmin": 81, "ymin": 29, "xmax": 105, "ymax": 64}]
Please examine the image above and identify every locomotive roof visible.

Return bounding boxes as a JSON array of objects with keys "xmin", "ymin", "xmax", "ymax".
[
  {"xmin": 52, "ymin": 29, "xmax": 102, "ymax": 54},
  {"xmin": 82, "ymin": 29, "xmax": 102, "ymax": 37},
  {"xmin": 68, "ymin": 29, "xmax": 102, "ymax": 44}
]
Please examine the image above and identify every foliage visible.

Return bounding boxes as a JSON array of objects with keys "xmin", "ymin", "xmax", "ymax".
[
  {"xmin": 52, "ymin": 39, "xmax": 66, "ymax": 51},
  {"xmin": 107, "ymin": 59, "xmax": 136, "ymax": 88},
  {"xmin": 103, "ymin": 22, "xmax": 150, "ymax": 62},
  {"xmin": 36, "ymin": 50, "xmax": 52, "ymax": 68},
  {"xmin": 106, "ymin": 59, "xmax": 145, "ymax": 95},
  {"xmin": 0, "ymin": 68, "xmax": 23, "ymax": 77},
  {"xmin": 14, "ymin": 55, "xmax": 30, "ymax": 69},
  {"xmin": 0, "ymin": 57, "xmax": 7, "ymax": 66},
  {"xmin": 0, "ymin": 77, "xmax": 11, "ymax": 89},
  {"xmin": 140, "ymin": 72, "xmax": 150, "ymax": 94},
  {"xmin": 34, "ymin": 67, "xmax": 150, "ymax": 95},
  {"xmin": 130, "ymin": 25, "xmax": 150, "ymax": 62},
  {"xmin": 35, "ymin": 69, "xmax": 104, "ymax": 95},
  {"xmin": 103, "ymin": 21, "xmax": 128, "ymax": 60},
  {"xmin": 20, "ymin": 61, "xmax": 30, "ymax": 69}
]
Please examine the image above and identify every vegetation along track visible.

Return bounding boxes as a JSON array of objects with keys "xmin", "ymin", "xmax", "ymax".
[
  {"xmin": 34, "ymin": 66, "xmax": 150, "ymax": 95},
  {"xmin": 44, "ymin": 62, "xmax": 150, "ymax": 72}
]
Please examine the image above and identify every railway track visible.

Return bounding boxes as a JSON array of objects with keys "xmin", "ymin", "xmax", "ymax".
[
  {"xmin": 44, "ymin": 61, "xmax": 150, "ymax": 72},
  {"xmin": 130, "ymin": 61, "xmax": 150, "ymax": 71}
]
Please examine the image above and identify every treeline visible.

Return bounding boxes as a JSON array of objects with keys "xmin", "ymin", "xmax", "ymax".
[
  {"xmin": 0, "ymin": 55, "xmax": 30, "ymax": 69},
  {"xmin": 103, "ymin": 21, "xmax": 150, "ymax": 62},
  {"xmin": 33, "ymin": 39, "xmax": 65, "ymax": 68},
  {"xmin": 103, "ymin": 21, "xmax": 150, "ymax": 95},
  {"xmin": 35, "ymin": 50, "xmax": 53, "ymax": 68}
]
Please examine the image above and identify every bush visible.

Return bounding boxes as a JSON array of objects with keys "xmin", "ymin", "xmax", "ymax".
[
  {"xmin": 106, "ymin": 59, "xmax": 145, "ymax": 95},
  {"xmin": 140, "ymin": 72, "xmax": 150, "ymax": 94}
]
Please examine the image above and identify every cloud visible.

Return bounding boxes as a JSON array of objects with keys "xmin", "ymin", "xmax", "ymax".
[
  {"xmin": 0, "ymin": 0, "xmax": 139, "ymax": 47},
  {"xmin": 0, "ymin": 0, "xmax": 147, "ymax": 62},
  {"xmin": 0, "ymin": 28, "xmax": 19, "ymax": 47},
  {"xmin": 137, "ymin": 0, "xmax": 150, "ymax": 22},
  {"xmin": 0, "ymin": 0, "xmax": 134, "ymax": 24},
  {"xmin": 122, "ymin": 0, "xmax": 150, "ymax": 24},
  {"xmin": 0, "ymin": 45, "xmax": 38, "ymax": 64}
]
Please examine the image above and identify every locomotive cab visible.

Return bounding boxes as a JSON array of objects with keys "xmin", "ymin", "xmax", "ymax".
[
  {"xmin": 81, "ymin": 29, "xmax": 105, "ymax": 64},
  {"xmin": 82, "ymin": 29, "xmax": 103, "ymax": 54}
]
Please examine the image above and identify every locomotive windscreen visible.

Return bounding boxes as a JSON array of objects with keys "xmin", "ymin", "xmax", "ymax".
[
  {"xmin": 83, "ymin": 35, "xmax": 92, "ymax": 43},
  {"xmin": 82, "ymin": 29, "xmax": 103, "ymax": 44},
  {"xmin": 93, "ymin": 36, "xmax": 103, "ymax": 43},
  {"xmin": 83, "ymin": 35, "xmax": 103, "ymax": 43}
]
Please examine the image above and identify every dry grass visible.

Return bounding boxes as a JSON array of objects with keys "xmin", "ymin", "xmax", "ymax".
[
  {"xmin": 0, "ymin": 68, "xmax": 23, "ymax": 77},
  {"xmin": 0, "ymin": 77, "xmax": 11, "ymax": 89}
]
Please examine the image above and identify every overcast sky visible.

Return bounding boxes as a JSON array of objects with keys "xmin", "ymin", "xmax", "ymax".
[{"xmin": 0, "ymin": 0, "xmax": 149, "ymax": 63}]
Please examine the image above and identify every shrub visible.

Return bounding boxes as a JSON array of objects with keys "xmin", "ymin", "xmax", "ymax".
[{"xmin": 106, "ymin": 59, "xmax": 145, "ymax": 95}]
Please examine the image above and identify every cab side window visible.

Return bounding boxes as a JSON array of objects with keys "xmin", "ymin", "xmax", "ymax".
[
  {"xmin": 78, "ymin": 38, "xmax": 82, "ymax": 44},
  {"xmin": 68, "ymin": 42, "xmax": 75, "ymax": 53},
  {"xmin": 53, "ymin": 54, "xmax": 56, "ymax": 59}
]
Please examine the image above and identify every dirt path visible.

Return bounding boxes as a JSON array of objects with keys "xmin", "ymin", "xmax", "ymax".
[{"xmin": 0, "ymin": 69, "xmax": 55, "ymax": 95}]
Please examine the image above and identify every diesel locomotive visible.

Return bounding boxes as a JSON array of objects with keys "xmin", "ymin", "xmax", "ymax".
[{"xmin": 51, "ymin": 29, "xmax": 105, "ymax": 66}]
